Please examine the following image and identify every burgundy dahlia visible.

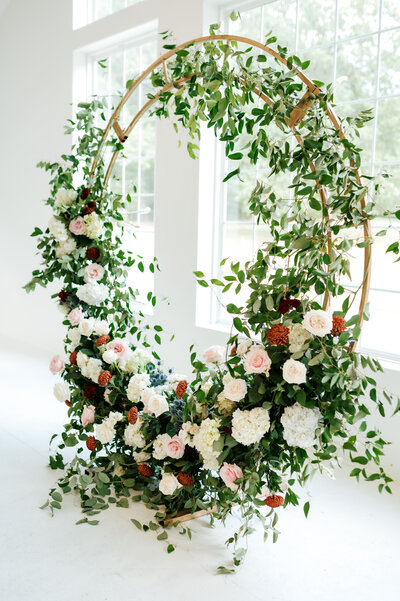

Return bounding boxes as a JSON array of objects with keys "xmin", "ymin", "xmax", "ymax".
[
  {"xmin": 80, "ymin": 187, "xmax": 90, "ymax": 200},
  {"xmin": 86, "ymin": 247, "xmax": 100, "ymax": 260}
]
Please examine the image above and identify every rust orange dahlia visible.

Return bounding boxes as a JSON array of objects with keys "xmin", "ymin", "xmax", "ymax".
[
  {"xmin": 177, "ymin": 472, "xmax": 194, "ymax": 486},
  {"xmin": 128, "ymin": 406, "xmax": 138, "ymax": 425},
  {"xmin": 331, "ymin": 315, "xmax": 347, "ymax": 335},
  {"xmin": 86, "ymin": 436, "xmax": 98, "ymax": 452},
  {"xmin": 176, "ymin": 380, "xmax": 188, "ymax": 399},
  {"xmin": 264, "ymin": 494, "xmax": 284, "ymax": 508},
  {"xmin": 267, "ymin": 324, "xmax": 289, "ymax": 346},
  {"xmin": 98, "ymin": 370, "xmax": 112, "ymax": 387},
  {"xmin": 96, "ymin": 335, "xmax": 110, "ymax": 347},
  {"xmin": 137, "ymin": 464, "xmax": 154, "ymax": 477}
]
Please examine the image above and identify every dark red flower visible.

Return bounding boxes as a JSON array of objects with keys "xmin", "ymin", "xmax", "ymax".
[
  {"xmin": 267, "ymin": 324, "xmax": 290, "ymax": 346},
  {"xmin": 289, "ymin": 298, "xmax": 301, "ymax": 309},
  {"xmin": 331, "ymin": 315, "xmax": 347, "ymax": 335},
  {"xmin": 82, "ymin": 201, "xmax": 96, "ymax": 215},
  {"xmin": 69, "ymin": 351, "xmax": 77, "ymax": 365},
  {"xmin": 137, "ymin": 464, "xmax": 154, "ymax": 477},
  {"xmin": 176, "ymin": 380, "xmax": 188, "ymax": 399},
  {"xmin": 177, "ymin": 472, "xmax": 194, "ymax": 486},
  {"xmin": 230, "ymin": 346, "xmax": 237, "ymax": 355},
  {"xmin": 223, "ymin": 426, "xmax": 233, "ymax": 435},
  {"xmin": 98, "ymin": 370, "xmax": 112, "ymax": 387},
  {"xmin": 58, "ymin": 289, "xmax": 70, "ymax": 303},
  {"xmin": 83, "ymin": 384, "xmax": 96, "ymax": 400},
  {"xmin": 65, "ymin": 400, "xmax": 73, "ymax": 407},
  {"xmin": 81, "ymin": 187, "xmax": 90, "ymax": 200},
  {"xmin": 264, "ymin": 494, "xmax": 284, "ymax": 508},
  {"xmin": 86, "ymin": 436, "xmax": 98, "ymax": 452},
  {"xmin": 277, "ymin": 299, "xmax": 291, "ymax": 314},
  {"xmin": 86, "ymin": 247, "xmax": 100, "ymax": 260}
]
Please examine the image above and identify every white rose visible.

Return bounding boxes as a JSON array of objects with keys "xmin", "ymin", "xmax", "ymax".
[
  {"xmin": 153, "ymin": 433, "xmax": 170, "ymax": 459},
  {"xmin": 133, "ymin": 451, "xmax": 152, "ymax": 463},
  {"xmin": 159, "ymin": 472, "xmax": 181, "ymax": 496},
  {"xmin": 288, "ymin": 323, "xmax": 311, "ymax": 354},
  {"xmin": 223, "ymin": 377, "xmax": 247, "ymax": 402},
  {"xmin": 78, "ymin": 317, "xmax": 96, "ymax": 337},
  {"xmin": 236, "ymin": 339, "xmax": 252, "ymax": 356},
  {"xmin": 127, "ymin": 374, "xmax": 151, "ymax": 402},
  {"xmin": 302, "ymin": 310, "xmax": 332, "ymax": 337},
  {"xmin": 86, "ymin": 358, "xmax": 102, "ymax": 383},
  {"xmin": 102, "ymin": 349, "xmax": 119, "ymax": 364},
  {"xmin": 94, "ymin": 320, "xmax": 110, "ymax": 336},
  {"xmin": 282, "ymin": 359, "xmax": 307, "ymax": 384},
  {"xmin": 203, "ymin": 345, "xmax": 225, "ymax": 363},
  {"xmin": 76, "ymin": 350, "xmax": 88, "ymax": 369},
  {"xmin": 146, "ymin": 393, "xmax": 169, "ymax": 417},
  {"xmin": 96, "ymin": 422, "xmax": 115, "ymax": 444},
  {"xmin": 53, "ymin": 382, "xmax": 70, "ymax": 403}
]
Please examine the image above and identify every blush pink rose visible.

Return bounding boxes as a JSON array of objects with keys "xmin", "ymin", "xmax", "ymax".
[
  {"xmin": 244, "ymin": 346, "xmax": 271, "ymax": 375},
  {"xmin": 162, "ymin": 435, "xmax": 185, "ymax": 459},
  {"xmin": 84, "ymin": 263, "xmax": 105, "ymax": 282},
  {"xmin": 68, "ymin": 307, "xmax": 83, "ymax": 326},
  {"xmin": 220, "ymin": 463, "xmax": 243, "ymax": 491},
  {"xmin": 81, "ymin": 405, "xmax": 95, "ymax": 427},
  {"xmin": 69, "ymin": 216, "xmax": 86, "ymax": 236},
  {"xmin": 106, "ymin": 338, "xmax": 128, "ymax": 359},
  {"xmin": 49, "ymin": 354, "xmax": 64, "ymax": 374},
  {"xmin": 203, "ymin": 345, "xmax": 225, "ymax": 363}
]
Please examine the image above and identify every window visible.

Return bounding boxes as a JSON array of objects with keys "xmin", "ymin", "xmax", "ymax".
[
  {"xmin": 206, "ymin": 0, "xmax": 400, "ymax": 361},
  {"xmin": 73, "ymin": 0, "xmax": 144, "ymax": 29},
  {"xmin": 83, "ymin": 31, "xmax": 157, "ymax": 307}
]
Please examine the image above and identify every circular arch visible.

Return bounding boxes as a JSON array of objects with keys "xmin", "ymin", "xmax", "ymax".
[{"xmin": 90, "ymin": 34, "xmax": 372, "ymax": 350}]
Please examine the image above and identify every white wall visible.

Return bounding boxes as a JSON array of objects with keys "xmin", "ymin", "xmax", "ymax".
[{"xmin": 0, "ymin": 0, "xmax": 398, "ymax": 476}]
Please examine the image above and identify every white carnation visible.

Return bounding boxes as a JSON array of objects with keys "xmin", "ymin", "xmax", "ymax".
[
  {"xmin": 127, "ymin": 373, "xmax": 151, "ymax": 402},
  {"xmin": 84, "ymin": 213, "xmax": 103, "ymax": 239},
  {"xmin": 78, "ymin": 317, "xmax": 96, "ymax": 337},
  {"xmin": 159, "ymin": 471, "xmax": 181, "ymax": 496},
  {"xmin": 68, "ymin": 328, "xmax": 81, "ymax": 349},
  {"xmin": 288, "ymin": 323, "xmax": 311, "ymax": 354},
  {"xmin": 76, "ymin": 281, "xmax": 109, "ymax": 306},
  {"xmin": 281, "ymin": 402, "xmax": 321, "ymax": 449},
  {"xmin": 48, "ymin": 216, "xmax": 68, "ymax": 242},
  {"xmin": 55, "ymin": 236, "xmax": 76, "ymax": 258},
  {"xmin": 123, "ymin": 420, "xmax": 146, "ymax": 448},
  {"xmin": 55, "ymin": 187, "xmax": 76, "ymax": 207},
  {"xmin": 231, "ymin": 407, "xmax": 270, "ymax": 445},
  {"xmin": 53, "ymin": 382, "xmax": 70, "ymax": 403},
  {"xmin": 178, "ymin": 422, "xmax": 200, "ymax": 447},
  {"xmin": 153, "ymin": 433, "xmax": 170, "ymax": 459},
  {"xmin": 192, "ymin": 418, "xmax": 221, "ymax": 469},
  {"xmin": 96, "ymin": 421, "xmax": 115, "ymax": 445}
]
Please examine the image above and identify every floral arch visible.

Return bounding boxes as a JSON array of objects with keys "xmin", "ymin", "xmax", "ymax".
[{"xmin": 27, "ymin": 28, "xmax": 397, "ymax": 571}]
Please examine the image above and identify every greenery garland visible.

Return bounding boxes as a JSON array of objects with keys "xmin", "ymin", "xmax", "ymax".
[{"xmin": 26, "ymin": 22, "xmax": 399, "ymax": 572}]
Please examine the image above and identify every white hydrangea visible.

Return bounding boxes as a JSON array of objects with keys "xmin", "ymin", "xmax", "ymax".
[
  {"xmin": 93, "ymin": 320, "xmax": 110, "ymax": 336},
  {"xmin": 153, "ymin": 433, "xmax": 170, "ymax": 459},
  {"xmin": 127, "ymin": 373, "xmax": 151, "ymax": 402},
  {"xmin": 55, "ymin": 236, "xmax": 77, "ymax": 258},
  {"xmin": 55, "ymin": 187, "xmax": 76, "ymax": 207},
  {"xmin": 53, "ymin": 382, "xmax": 70, "ymax": 403},
  {"xmin": 48, "ymin": 216, "xmax": 68, "ymax": 242},
  {"xmin": 76, "ymin": 281, "xmax": 108, "ymax": 306},
  {"xmin": 231, "ymin": 407, "xmax": 270, "ymax": 446},
  {"xmin": 96, "ymin": 413, "xmax": 122, "ymax": 445},
  {"xmin": 119, "ymin": 347, "xmax": 153, "ymax": 374},
  {"xmin": 68, "ymin": 328, "xmax": 81, "ymax": 349},
  {"xmin": 288, "ymin": 323, "xmax": 311, "ymax": 354},
  {"xmin": 192, "ymin": 418, "xmax": 221, "ymax": 470},
  {"xmin": 178, "ymin": 422, "xmax": 200, "ymax": 447},
  {"xmin": 123, "ymin": 420, "xmax": 146, "ymax": 448},
  {"xmin": 280, "ymin": 402, "xmax": 321, "ymax": 449},
  {"xmin": 84, "ymin": 213, "xmax": 103, "ymax": 239},
  {"xmin": 85, "ymin": 357, "xmax": 103, "ymax": 383},
  {"xmin": 159, "ymin": 471, "xmax": 182, "ymax": 496},
  {"xmin": 132, "ymin": 451, "xmax": 152, "ymax": 464}
]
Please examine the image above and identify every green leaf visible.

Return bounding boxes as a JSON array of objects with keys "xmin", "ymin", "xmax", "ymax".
[
  {"xmin": 303, "ymin": 501, "xmax": 310, "ymax": 517},
  {"xmin": 167, "ymin": 544, "xmax": 175, "ymax": 553},
  {"xmin": 130, "ymin": 518, "xmax": 142, "ymax": 530}
]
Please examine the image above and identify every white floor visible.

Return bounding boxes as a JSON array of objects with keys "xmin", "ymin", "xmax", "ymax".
[{"xmin": 1, "ymin": 350, "xmax": 399, "ymax": 601}]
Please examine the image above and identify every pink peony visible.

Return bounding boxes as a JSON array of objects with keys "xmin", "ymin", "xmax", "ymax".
[
  {"xmin": 69, "ymin": 216, "xmax": 86, "ymax": 236},
  {"xmin": 68, "ymin": 307, "xmax": 83, "ymax": 326},
  {"xmin": 244, "ymin": 346, "xmax": 271, "ymax": 375},
  {"xmin": 162, "ymin": 434, "xmax": 185, "ymax": 459},
  {"xmin": 49, "ymin": 355, "xmax": 64, "ymax": 374},
  {"xmin": 84, "ymin": 263, "xmax": 105, "ymax": 282},
  {"xmin": 203, "ymin": 345, "xmax": 225, "ymax": 364},
  {"xmin": 105, "ymin": 338, "xmax": 128, "ymax": 359},
  {"xmin": 81, "ymin": 405, "xmax": 95, "ymax": 427},
  {"xmin": 220, "ymin": 463, "xmax": 243, "ymax": 491}
]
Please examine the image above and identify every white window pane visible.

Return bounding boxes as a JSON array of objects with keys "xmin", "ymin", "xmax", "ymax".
[
  {"xmin": 335, "ymin": 101, "xmax": 375, "ymax": 164},
  {"xmin": 298, "ymin": 0, "xmax": 336, "ymax": 48},
  {"xmin": 337, "ymin": 0, "xmax": 380, "ymax": 39},
  {"xmin": 335, "ymin": 35, "xmax": 378, "ymax": 102},
  {"xmin": 381, "ymin": 0, "xmax": 400, "ymax": 30},
  {"xmin": 375, "ymin": 98, "xmax": 400, "ymax": 161},
  {"xmin": 262, "ymin": 0, "xmax": 297, "ymax": 49},
  {"xmin": 380, "ymin": 30, "xmax": 400, "ymax": 96},
  {"xmin": 302, "ymin": 45, "xmax": 334, "ymax": 83},
  {"xmin": 230, "ymin": 5, "xmax": 262, "ymax": 39},
  {"xmin": 361, "ymin": 290, "xmax": 400, "ymax": 355}
]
